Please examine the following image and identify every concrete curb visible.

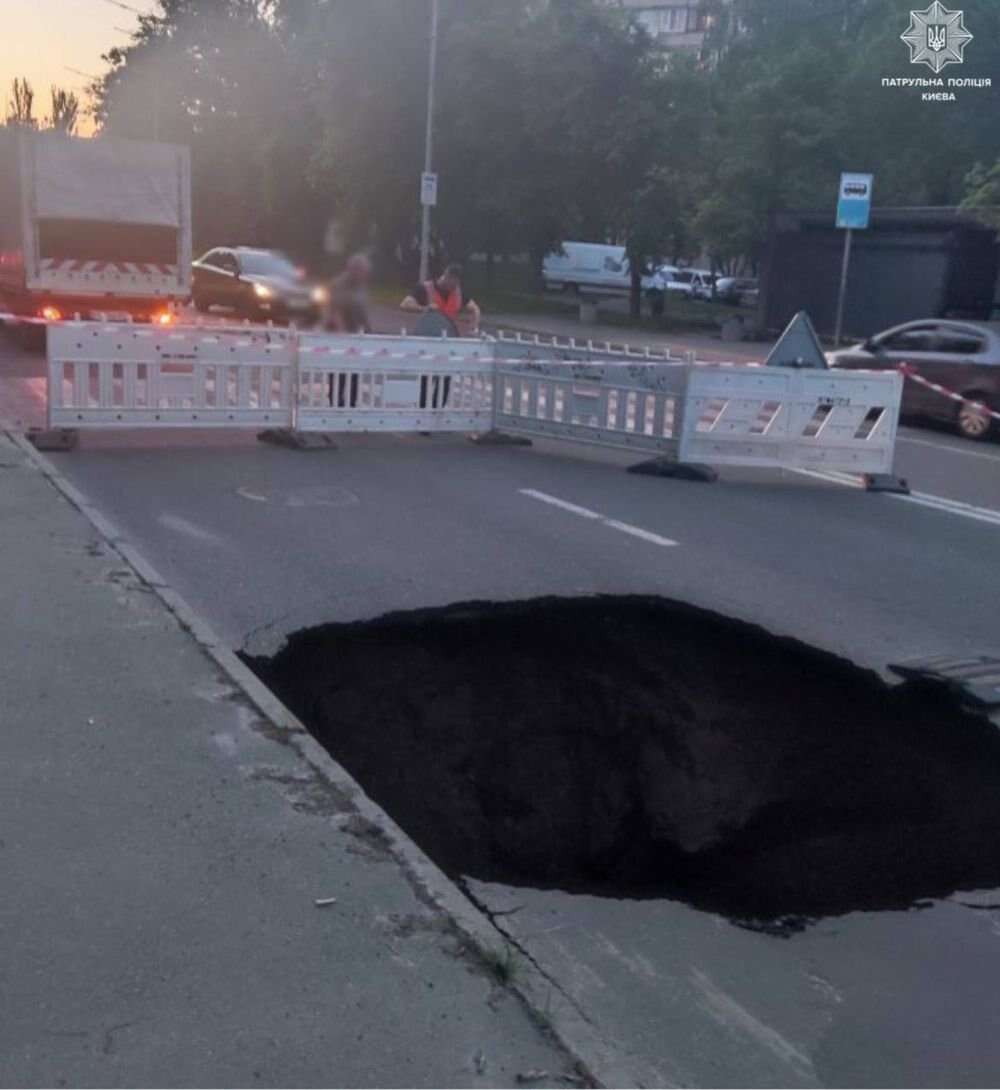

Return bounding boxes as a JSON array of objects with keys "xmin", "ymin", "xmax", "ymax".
[{"xmin": 5, "ymin": 429, "xmax": 650, "ymax": 1090}]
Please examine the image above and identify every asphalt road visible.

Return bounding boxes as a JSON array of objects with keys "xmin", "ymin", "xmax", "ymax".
[
  {"xmin": 5, "ymin": 326, "xmax": 1000, "ymax": 1086},
  {"xmin": 29, "ymin": 429, "xmax": 1000, "ymax": 670}
]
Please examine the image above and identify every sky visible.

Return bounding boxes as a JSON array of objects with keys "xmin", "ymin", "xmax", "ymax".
[{"xmin": 1, "ymin": 0, "xmax": 156, "ymax": 132}]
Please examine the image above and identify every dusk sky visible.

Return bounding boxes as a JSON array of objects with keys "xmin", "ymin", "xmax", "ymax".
[{"xmin": 2, "ymin": 0, "xmax": 156, "ymax": 131}]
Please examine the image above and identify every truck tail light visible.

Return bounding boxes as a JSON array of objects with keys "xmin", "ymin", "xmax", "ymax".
[{"xmin": 40, "ymin": 305, "xmax": 62, "ymax": 322}]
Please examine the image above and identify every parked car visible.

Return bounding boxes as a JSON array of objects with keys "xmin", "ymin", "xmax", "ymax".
[
  {"xmin": 191, "ymin": 247, "xmax": 325, "ymax": 323},
  {"xmin": 643, "ymin": 267, "xmax": 715, "ymax": 313},
  {"xmin": 827, "ymin": 319, "xmax": 1000, "ymax": 440},
  {"xmin": 671, "ymin": 268, "xmax": 715, "ymax": 300},
  {"xmin": 542, "ymin": 242, "xmax": 631, "ymax": 297},
  {"xmin": 715, "ymin": 276, "xmax": 759, "ymax": 306}
]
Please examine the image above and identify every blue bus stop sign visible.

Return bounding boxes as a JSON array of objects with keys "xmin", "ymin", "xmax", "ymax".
[{"xmin": 836, "ymin": 173, "xmax": 874, "ymax": 229}]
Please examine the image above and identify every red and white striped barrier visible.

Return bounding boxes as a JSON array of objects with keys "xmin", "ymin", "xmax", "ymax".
[
  {"xmin": 898, "ymin": 363, "xmax": 1000, "ymax": 423},
  {"xmin": 39, "ymin": 259, "xmax": 178, "ymax": 277}
]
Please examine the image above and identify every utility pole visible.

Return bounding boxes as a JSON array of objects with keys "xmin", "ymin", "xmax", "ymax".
[{"xmin": 418, "ymin": 0, "xmax": 440, "ymax": 283}]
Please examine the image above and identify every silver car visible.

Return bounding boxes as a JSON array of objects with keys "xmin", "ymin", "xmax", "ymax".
[{"xmin": 828, "ymin": 319, "xmax": 1000, "ymax": 440}]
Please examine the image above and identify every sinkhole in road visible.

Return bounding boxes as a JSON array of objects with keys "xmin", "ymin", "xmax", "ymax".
[{"xmin": 243, "ymin": 596, "xmax": 1000, "ymax": 922}]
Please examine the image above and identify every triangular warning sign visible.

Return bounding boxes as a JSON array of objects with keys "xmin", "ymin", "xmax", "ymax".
[{"xmin": 765, "ymin": 311, "xmax": 828, "ymax": 369}]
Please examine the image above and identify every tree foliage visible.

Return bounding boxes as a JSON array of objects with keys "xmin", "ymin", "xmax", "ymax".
[
  {"xmin": 693, "ymin": 0, "xmax": 1000, "ymax": 269},
  {"xmin": 48, "ymin": 88, "xmax": 80, "ymax": 135},
  {"xmin": 5, "ymin": 79, "xmax": 83, "ymax": 135},
  {"xmin": 87, "ymin": 0, "xmax": 1000, "ymax": 280},
  {"xmin": 961, "ymin": 161, "xmax": 1000, "ymax": 231},
  {"xmin": 6, "ymin": 78, "xmax": 36, "ymax": 128}
]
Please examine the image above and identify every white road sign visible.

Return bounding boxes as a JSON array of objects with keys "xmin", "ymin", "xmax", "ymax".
[{"xmin": 421, "ymin": 172, "xmax": 438, "ymax": 208}]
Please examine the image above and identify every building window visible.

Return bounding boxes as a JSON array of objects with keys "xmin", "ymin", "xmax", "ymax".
[{"xmin": 636, "ymin": 6, "xmax": 705, "ymax": 37}]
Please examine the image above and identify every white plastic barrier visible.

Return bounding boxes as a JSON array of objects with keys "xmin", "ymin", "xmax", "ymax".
[
  {"xmin": 47, "ymin": 321, "xmax": 295, "ymax": 428},
  {"xmin": 494, "ymin": 328, "xmax": 684, "ymax": 362},
  {"xmin": 296, "ymin": 333, "xmax": 495, "ymax": 433},
  {"xmin": 678, "ymin": 366, "xmax": 902, "ymax": 474},
  {"xmin": 42, "ymin": 323, "xmax": 904, "ymax": 483},
  {"xmin": 492, "ymin": 360, "xmax": 688, "ymax": 455}
]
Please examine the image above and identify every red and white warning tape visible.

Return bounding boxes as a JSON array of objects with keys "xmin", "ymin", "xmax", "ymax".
[{"xmin": 898, "ymin": 362, "xmax": 1000, "ymax": 423}]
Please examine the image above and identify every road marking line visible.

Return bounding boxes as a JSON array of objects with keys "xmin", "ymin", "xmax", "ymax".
[
  {"xmin": 904, "ymin": 490, "xmax": 1000, "ymax": 528},
  {"xmin": 519, "ymin": 489, "xmax": 602, "ymax": 520},
  {"xmin": 898, "ymin": 433, "xmax": 1000, "ymax": 463},
  {"xmin": 519, "ymin": 488, "xmax": 678, "ymax": 547},
  {"xmin": 604, "ymin": 519, "xmax": 679, "ymax": 547},
  {"xmin": 790, "ymin": 468, "xmax": 1000, "ymax": 528},
  {"xmin": 788, "ymin": 467, "xmax": 864, "ymax": 489}
]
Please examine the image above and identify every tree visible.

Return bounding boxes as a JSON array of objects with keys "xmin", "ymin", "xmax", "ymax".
[
  {"xmin": 48, "ymin": 87, "xmax": 80, "ymax": 134},
  {"xmin": 95, "ymin": 0, "xmax": 317, "ymax": 252},
  {"xmin": 6, "ymin": 78, "xmax": 36, "ymax": 128},
  {"xmin": 619, "ymin": 55, "xmax": 709, "ymax": 317},
  {"xmin": 83, "ymin": 0, "xmax": 1000, "ymax": 292},
  {"xmin": 960, "ymin": 161, "xmax": 1000, "ymax": 231}
]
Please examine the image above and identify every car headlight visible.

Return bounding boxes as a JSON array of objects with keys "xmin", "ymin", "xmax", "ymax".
[
  {"xmin": 253, "ymin": 282, "xmax": 273, "ymax": 300},
  {"xmin": 311, "ymin": 286, "xmax": 329, "ymax": 305}
]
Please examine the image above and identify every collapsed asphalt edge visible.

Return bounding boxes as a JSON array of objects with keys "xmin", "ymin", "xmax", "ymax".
[{"xmin": 4, "ymin": 428, "xmax": 662, "ymax": 1090}]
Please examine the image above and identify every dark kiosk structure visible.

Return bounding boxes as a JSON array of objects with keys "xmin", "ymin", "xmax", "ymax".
[{"xmin": 759, "ymin": 207, "xmax": 999, "ymax": 340}]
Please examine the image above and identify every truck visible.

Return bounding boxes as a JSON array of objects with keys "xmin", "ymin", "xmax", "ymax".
[{"xmin": 0, "ymin": 129, "xmax": 191, "ymax": 323}]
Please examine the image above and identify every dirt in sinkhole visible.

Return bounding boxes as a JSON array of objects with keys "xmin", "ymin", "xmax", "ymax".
[{"xmin": 242, "ymin": 595, "xmax": 1000, "ymax": 924}]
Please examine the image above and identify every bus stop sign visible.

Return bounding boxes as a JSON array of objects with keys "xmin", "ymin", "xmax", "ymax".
[{"xmin": 836, "ymin": 173, "xmax": 873, "ymax": 229}]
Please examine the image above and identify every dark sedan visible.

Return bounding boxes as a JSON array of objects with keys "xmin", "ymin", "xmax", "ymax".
[
  {"xmin": 828, "ymin": 319, "xmax": 1000, "ymax": 440},
  {"xmin": 191, "ymin": 247, "xmax": 326, "ymax": 324}
]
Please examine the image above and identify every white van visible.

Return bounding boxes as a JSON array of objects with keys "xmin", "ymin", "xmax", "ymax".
[{"xmin": 543, "ymin": 242, "xmax": 631, "ymax": 296}]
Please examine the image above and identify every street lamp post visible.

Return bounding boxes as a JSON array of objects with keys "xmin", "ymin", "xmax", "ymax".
[{"xmin": 418, "ymin": 0, "xmax": 440, "ymax": 283}]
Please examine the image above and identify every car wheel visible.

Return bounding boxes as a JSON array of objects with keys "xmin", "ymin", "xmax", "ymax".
[{"xmin": 956, "ymin": 392, "xmax": 996, "ymax": 441}]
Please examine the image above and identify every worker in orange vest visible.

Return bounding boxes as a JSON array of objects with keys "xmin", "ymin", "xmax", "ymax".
[{"xmin": 400, "ymin": 263, "xmax": 481, "ymax": 336}]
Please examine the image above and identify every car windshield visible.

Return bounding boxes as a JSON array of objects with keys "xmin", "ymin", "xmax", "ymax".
[
  {"xmin": 238, "ymin": 251, "xmax": 300, "ymax": 278},
  {"xmin": 673, "ymin": 271, "xmax": 694, "ymax": 283}
]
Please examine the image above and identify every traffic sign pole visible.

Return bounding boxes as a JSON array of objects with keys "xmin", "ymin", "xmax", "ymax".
[
  {"xmin": 833, "ymin": 172, "xmax": 873, "ymax": 348},
  {"xmin": 834, "ymin": 228, "xmax": 853, "ymax": 349}
]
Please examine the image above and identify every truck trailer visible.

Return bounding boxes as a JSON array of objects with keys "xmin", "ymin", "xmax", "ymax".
[{"xmin": 0, "ymin": 129, "xmax": 191, "ymax": 322}]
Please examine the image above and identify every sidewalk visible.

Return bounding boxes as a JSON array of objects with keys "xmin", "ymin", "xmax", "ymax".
[{"xmin": 0, "ymin": 432, "xmax": 577, "ymax": 1088}]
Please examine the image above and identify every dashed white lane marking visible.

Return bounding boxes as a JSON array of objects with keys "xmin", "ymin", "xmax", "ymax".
[
  {"xmin": 790, "ymin": 468, "xmax": 1000, "ymax": 528},
  {"xmin": 790, "ymin": 467, "xmax": 864, "ymax": 489},
  {"xmin": 519, "ymin": 489, "xmax": 678, "ymax": 547}
]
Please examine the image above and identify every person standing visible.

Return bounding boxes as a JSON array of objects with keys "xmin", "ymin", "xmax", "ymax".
[
  {"xmin": 325, "ymin": 252, "xmax": 373, "ymax": 334},
  {"xmin": 400, "ymin": 264, "xmax": 481, "ymax": 412},
  {"xmin": 324, "ymin": 253, "xmax": 373, "ymax": 408},
  {"xmin": 400, "ymin": 263, "xmax": 481, "ymax": 336}
]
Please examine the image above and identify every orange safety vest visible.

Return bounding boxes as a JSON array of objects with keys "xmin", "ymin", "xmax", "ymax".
[{"xmin": 426, "ymin": 280, "xmax": 462, "ymax": 318}]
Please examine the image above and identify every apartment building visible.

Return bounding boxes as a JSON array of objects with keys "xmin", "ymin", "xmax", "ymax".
[{"xmin": 617, "ymin": 0, "xmax": 714, "ymax": 53}]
